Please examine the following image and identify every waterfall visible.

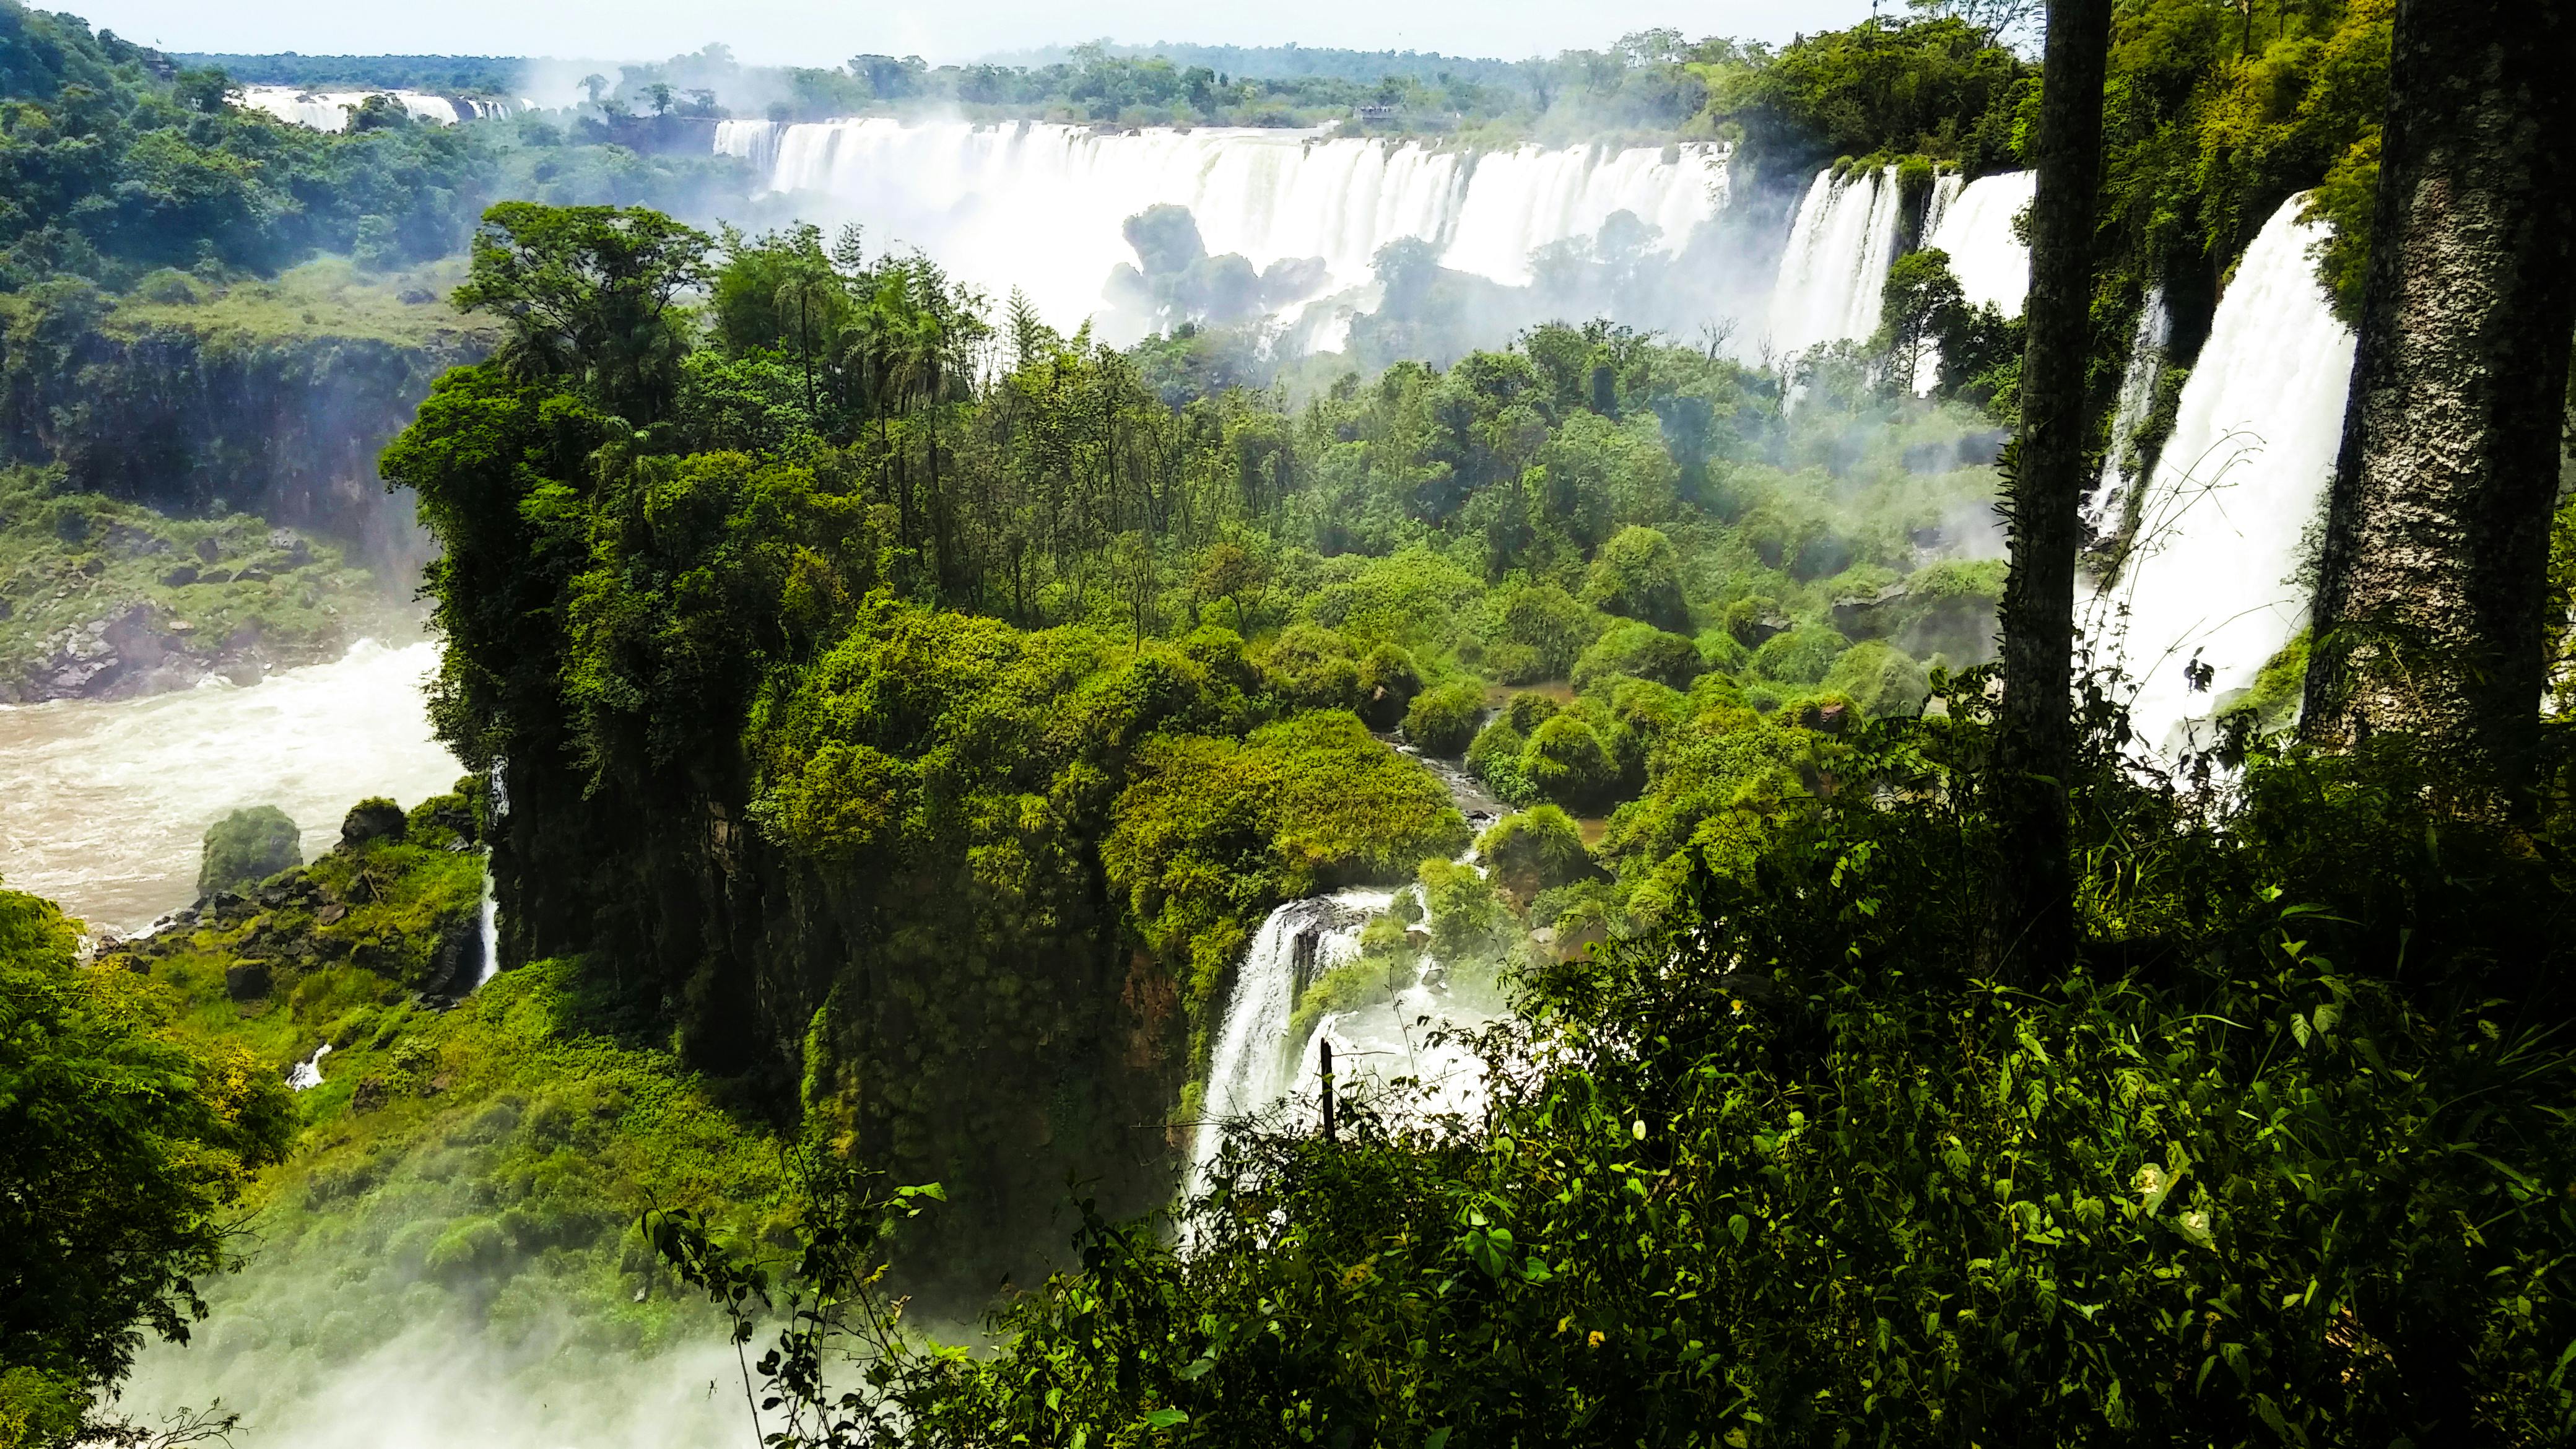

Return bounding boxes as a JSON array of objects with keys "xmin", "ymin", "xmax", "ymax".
[
  {"xmin": 1183, "ymin": 887, "xmax": 1389, "ymax": 1202},
  {"xmin": 2084, "ymin": 285, "xmax": 2173, "ymax": 538},
  {"xmin": 1921, "ymin": 170, "xmax": 2035, "ymax": 317},
  {"xmin": 238, "ymin": 86, "xmax": 480, "ymax": 132},
  {"xmin": 2087, "ymin": 194, "xmax": 2354, "ymax": 756},
  {"xmin": 1760, "ymin": 166, "xmax": 1908, "ymax": 363},
  {"xmin": 473, "ymin": 866, "xmax": 502, "ymax": 988},
  {"xmin": 715, "ymin": 120, "xmax": 1727, "ymax": 334},
  {"xmin": 286, "ymin": 1042, "xmax": 333, "ymax": 1091}
]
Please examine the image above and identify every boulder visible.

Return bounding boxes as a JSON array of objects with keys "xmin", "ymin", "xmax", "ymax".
[
  {"xmin": 339, "ymin": 798, "xmax": 409, "ymax": 851},
  {"xmin": 1830, "ymin": 583, "xmax": 1910, "ymax": 639},
  {"xmin": 224, "ymin": 962, "xmax": 272, "ymax": 1001},
  {"xmin": 160, "ymin": 563, "xmax": 200, "ymax": 586}
]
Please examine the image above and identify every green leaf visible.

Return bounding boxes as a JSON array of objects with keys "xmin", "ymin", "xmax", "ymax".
[{"xmin": 1145, "ymin": 1407, "xmax": 1190, "ymax": 1429}]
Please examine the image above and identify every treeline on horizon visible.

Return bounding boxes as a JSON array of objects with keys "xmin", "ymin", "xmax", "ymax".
[{"xmin": 18, "ymin": 0, "xmax": 2576, "ymax": 1445}]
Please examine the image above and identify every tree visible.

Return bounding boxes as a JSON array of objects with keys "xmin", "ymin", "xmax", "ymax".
[
  {"xmin": 2300, "ymin": 0, "xmax": 2576, "ymax": 821},
  {"xmin": 450, "ymin": 202, "xmax": 711, "ymax": 424},
  {"xmin": 1874, "ymin": 247, "xmax": 1967, "ymax": 394},
  {"xmin": 0, "ymin": 888, "xmax": 292, "ymax": 1432},
  {"xmin": 1987, "ymin": 0, "xmax": 2112, "ymax": 981}
]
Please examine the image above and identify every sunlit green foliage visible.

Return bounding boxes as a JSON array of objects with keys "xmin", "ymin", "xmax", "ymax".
[{"xmin": 0, "ymin": 885, "xmax": 294, "ymax": 1435}]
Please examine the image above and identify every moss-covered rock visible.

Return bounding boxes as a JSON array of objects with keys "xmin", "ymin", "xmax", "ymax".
[{"xmin": 198, "ymin": 805, "xmax": 302, "ymax": 900}]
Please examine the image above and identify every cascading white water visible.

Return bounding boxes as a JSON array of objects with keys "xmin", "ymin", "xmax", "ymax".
[
  {"xmin": 1922, "ymin": 170, "xmax": 2035, "ymax": 318},
  {"xmin": 715, "ymin": 119, "xmax": 1727, "ymax": 334},
  {"xmin": 1761, "ymin": 165, "xmax": 1908, "ymax": 363},
  {"xmin": 2084, "ymin": 285, "xmax": 2174, "ymax": 537},
  {"xmin": 2087, "ymin": 194, "xmax": 2354, "ymax": 756},
  {"xmin": 0, "ymin": 638, "xmax": 460, "ymax": 931},
  {"xmin": 237, "ymin": 86, "xmax": 480, "ymax": 132},
  {"xmin": 1184, "ymin": 887, "xmax": 1390, "ymax": 1202},
  {"xmin": 286, "ymin": 1042, "xmax": 333, "ymax": 1090}
]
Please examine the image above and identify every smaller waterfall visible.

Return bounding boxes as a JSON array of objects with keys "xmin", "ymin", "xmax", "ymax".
[
  {"xmin": 473, "ymin": 865, "xmax": 501, "ymax": 988},
  {"xmin": 2087, "ymin": 194, "xmax": 2354, "ymax": 755},
  {"xmin": 1762, "ymin": 167, "xmax": 1908, "ymax": 363},
  {"xmin": 286, "ymin": 1042, "xmax": 333, "ymax": 1091},
  {"xmin": 2084, "ymin": 285, "xmax": 2174, "ymax": 539},
  {"xmin": 1185, "ymin": 889, "xmax": 1390, "ymax": 1202}
]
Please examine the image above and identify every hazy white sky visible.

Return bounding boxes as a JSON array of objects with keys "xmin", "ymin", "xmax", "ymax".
[{"xmin": 79, "ymin": 0, "xmax": 1884, "ymax": 67}]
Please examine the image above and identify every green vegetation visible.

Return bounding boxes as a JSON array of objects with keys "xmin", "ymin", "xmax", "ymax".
[
  {"xmin": 0, "ymin": 884, "xmax": 293, "ymax": 1445},
  {"xmin": 659, "ymin": 689, "xmax": 2576, "ymax": 1448},
  {"xmin": 0, "ymin": 467, "xmax": 404, "ymax": 700},
  {"xmin": 196, "ymin": 807, "xmax": 302, "ymax": 899}
]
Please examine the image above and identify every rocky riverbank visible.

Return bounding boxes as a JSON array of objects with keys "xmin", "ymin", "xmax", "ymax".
[{"xmin": 0, "ymin": 469, "xmax": 417, "ymax": 702}]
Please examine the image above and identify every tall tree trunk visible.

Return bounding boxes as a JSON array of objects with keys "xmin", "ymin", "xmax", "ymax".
[
  {"xmin": 2300, "ymin": 0, "xmax": 2576, "ymax": 819},
  {"xmin": 1987, "ymin": 0, "xmax": 2113, "ymax": 981}
]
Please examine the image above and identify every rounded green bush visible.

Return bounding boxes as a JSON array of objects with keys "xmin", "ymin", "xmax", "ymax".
[
  {"xmin": 1520, "ymin": 715, "xmax": 1618, "ymax": 811},
  {"xmin": 1822, "ymin": 640, "xmax": 1933, "ymax": 717},
  {"xmin": 1405, "ymin": 681, "xmax": 1484, "ymax": 755},
  {"xmin": 1262, "ymin": 624, "xmax": 1362, "ymax": 711},
  {"xmin": 1580, "ymin": 524, "xmax": 1690, "ymax": 632},
  {"xmin": 198, "ymin": 805, "xmax": 302, "ymax": 899},
  {"xmin": 1477, "ymin": 805, "xmax": 1594, "ymax": 900},
  {"xmin": 1572, "ymin": 620, "xmax": 1705, "ymax": 692},
  {"xmin": 1751, "ymin": 626, "xmax": 1852, "ymax": 687}
]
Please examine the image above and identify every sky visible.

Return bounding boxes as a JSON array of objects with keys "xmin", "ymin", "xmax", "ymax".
[{"xmin": 79, "ymin": 0, "xmax": 1887, "ymax": 67}]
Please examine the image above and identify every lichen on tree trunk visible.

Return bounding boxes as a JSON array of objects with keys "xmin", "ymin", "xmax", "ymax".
[{"xmin": 2301, "ymin": 0, "xmax": 2576, "ymax": 817}]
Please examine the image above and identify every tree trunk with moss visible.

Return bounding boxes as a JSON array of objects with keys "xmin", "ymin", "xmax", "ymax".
[
  {"xmin": 2300, "ymin": 0, "xmax": 2576, "ymax": 817},
  {"xmin": 1987, "ymin": 0, "xmax": 2113, "ymax": 981}
]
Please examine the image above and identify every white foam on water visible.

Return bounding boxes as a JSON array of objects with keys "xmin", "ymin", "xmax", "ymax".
[{"xmin": 0, "ymin": 638, "xmax": 460, "ymax": 931}]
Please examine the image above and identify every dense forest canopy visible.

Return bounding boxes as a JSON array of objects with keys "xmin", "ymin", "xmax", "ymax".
[{"xmin": 6, "ymin": 0, "xmax": 2571, "ymax": 1445}]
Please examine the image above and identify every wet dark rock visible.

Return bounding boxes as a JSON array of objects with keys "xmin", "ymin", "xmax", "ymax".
[
  {"xmin": 233, "ymin": 565, "xmax": 272, "ymax": 583},
  {"xmin": 419, "ymin": 918, "xmax": 487, "ymax": 999},
  {"xmin": 1739, "ymin": 611, "xmax": 1793, "ymax": 647},
  {"xmin": 224, "ymin": 962, "xmax": 272, "ymax": 1000},
  {"xmin": 339, "ymin": 798, "xmax": 409, "ymax": 850},
  {"xmin": 316, "ymin": 902, "xmax": 349, "ymax": 925},
  {"xmin": 265, "ymin": 529, "xmax": 312, "ymax": 567},
  {"xmin": 1831, "ymin": 583, "xmax": 1911, "ymax": 639},
  {"xmin": 193, "ymin": 536, "xmax": 220, "ymax": 563}
]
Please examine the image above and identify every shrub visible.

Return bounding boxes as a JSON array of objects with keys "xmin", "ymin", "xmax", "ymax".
[
  {"xmin": 1580, "ymin": 524, "xmax": 1690, "ymax": 632},
  {"xmin": 1404, "ymin": 681, "xmax": 1483, "ymax": 756},
  {"xmin": 1417, "ymin": 856, "xmax": 1511, "ymax": 964},
  {"xmin": 198, "ymin": 806, "xmax": 302, "ymax": 898},
  {"xmin": 1520, "ymin": 715, "xmax": 1618, "ymax": 812},
  {"xmin": 1750, "ymin": 625, "xmax": 1851, "ymax": 685},
  {"xmin": 1262, "ymin": 625, "xmax": 1361, "ymax": 711},
  {"xmin": 1477, "ymin": 806, "xmax": 1594, "ymax": 901},
  {"xmin": 1488, "ymin": 582, "xmax": 1601, "ymax": 682},
  {"xmin": 1572, "ymin": 620, "xmax": 1705, "ymax": 692},
  {"xmin": 1466, "ymin": 718, "xmax": 1536, "ymax": 806},
  {"xmin": 1821, "ymin": 640, "xmax": 1932, "ymax": 717},
  {"xmin": 1355, "ymin": 643, "xmax": 1422, "ymax": 729}
]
